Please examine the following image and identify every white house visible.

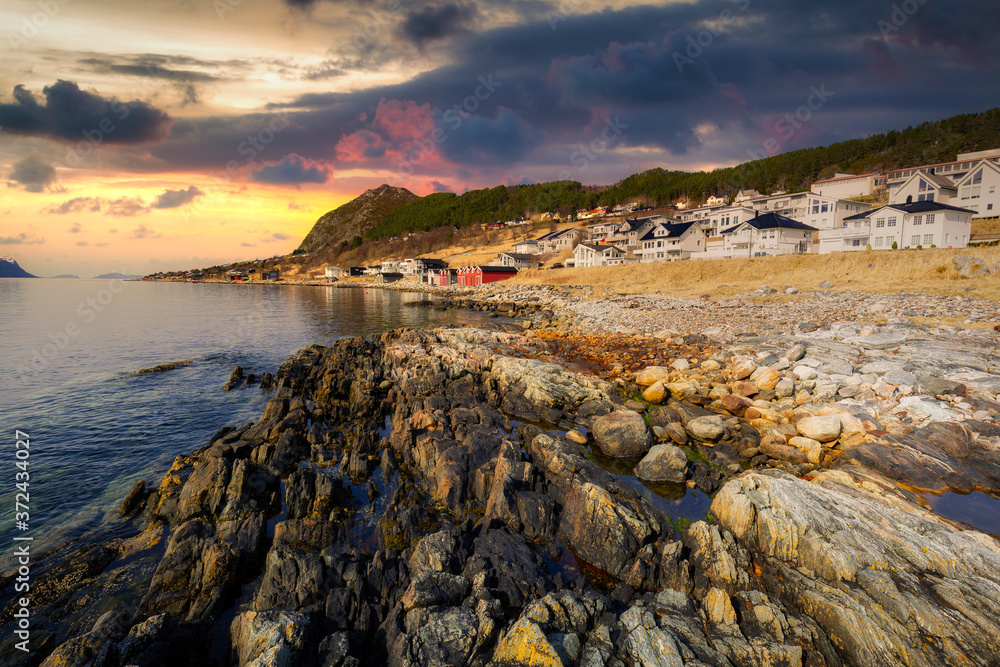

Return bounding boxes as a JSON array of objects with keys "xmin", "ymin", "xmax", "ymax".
[
  {"xmin": 607, "ymin": 217, "xmax": 663, "ymax": 250},
  {"xmin": 886, "ymin": 149, "xmax": 1000, "ymax": 203},
  {"xmin": 818, "ymin": 201, "xmax": 975, "ymax": 253},
  {"xmin": 889, "ymin": 170, "xmax": 958, "ymax": 207},
  {"xmin": 495, "ymin": 252, "xmax": 540, "ymax": 270},
  {"xmin": 705, "ymin": 195, "xmax": 728, "ymax": 207},
  {"xmin": 585, "ymin": 221, "xmax": 620, "ymax": 241},
  {"xmin": 734, "ymin": 189, "xmax": 762, "ymax": 203},
  {"xmin": 323, "ymin": 266, "xmax": 346, "ymax": 281},
  {"xmin": 536, "ymin": 228, "xmax": 583, "ymax": 253},
  {"xmin": 511, "ymin": 239, "xmax": 541, "ymax": 255},
  {"xmin": 810, "ymin": 172, "xmax": 886, "ymax": 199},
  {"xmin": 573, "ymin": 243, "xmax": 628, "ymax": 267},
  {"xmin": 637, "ymin": 222, "xmax": 707, "ymax": 262},
  {"xmin": 954, "ymin": 160, "xmax": 1000, "ymax": 218},
  {"xmin": 700, "ymin": 212, "xmax": 816, "ymax": 259}
]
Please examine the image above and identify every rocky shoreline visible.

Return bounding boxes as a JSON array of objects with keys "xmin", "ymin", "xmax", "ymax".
[{"xmin": 4, "ymin": 284, "xmax": 1000, "ymax": 667}]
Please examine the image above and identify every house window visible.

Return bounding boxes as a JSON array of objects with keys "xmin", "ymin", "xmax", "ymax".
[
  {"xmin": 919, "ymin": 179, "xmax": 928, "ymax": 191},
  {"xmin": 851, "ymin": 239, "xmax": 862, "ymax": 247},
  {"xmin": 926, "ymin": 214, "xmax": 935, "ymax": 224},
  {"xmin": 927, "ymin": 193, "xmax": 935, "ymax": 201},
  {"xmin": 911, "ymin": 235, "xmax": 921, "ymax": 246},
  {"xmin": 973, "ymin": 169, "xmax": 983, "ymax": 185},
  {"xmin": 924, "ymin": 234, "xmax": 934, "ymax": 245},
  {"xmin": 990, "ymin": 204, "xmax": 995, "ymax": 211},
  {"xmin": 875, "ymin": 218, "xmax": 885, "ymax": 228},
  {"xmin": 821, "ymin": 203, "xmax": 829, "ymax": 213},
  {"xmin": 874, "ymin": 237, "xmax": 884, "ymax": 247},
  {"xmin": 887, "ymin": 217, "xmax": 897, "ymax": 227},
  {"xmin": 913, "ymin": 216, "xmax": 922, "ymax": 225}
]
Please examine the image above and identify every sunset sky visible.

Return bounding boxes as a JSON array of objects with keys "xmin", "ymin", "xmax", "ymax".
[{"xmin": 2, "ymin": 0, "xmax": 999, "ymax": 277}]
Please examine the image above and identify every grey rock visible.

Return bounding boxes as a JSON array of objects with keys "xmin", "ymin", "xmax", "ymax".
[
  {"xmin": 881, "ymin": 369, "xmax": 918, "ymax": 387},
  {"xmin": 634, "ymin": 444, "xmax": 688, "ymax": 483}
]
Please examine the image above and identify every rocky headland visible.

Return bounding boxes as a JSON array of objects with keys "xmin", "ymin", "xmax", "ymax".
[{"xmin": 5, "ymin": 283, "xmax": 1000, "ymax": 667}]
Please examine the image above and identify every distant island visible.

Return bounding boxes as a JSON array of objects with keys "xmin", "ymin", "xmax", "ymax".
[
  {"xmin": 51, "ymin": 274, "xmax": 80, "ymax": 279},
  {"xmin": 94, "ymin": 272, "xmax": 142, "ymax": 279},
  {"xmin": 0, "ymin": 256, "xmax": 37, "ymax": 278}
]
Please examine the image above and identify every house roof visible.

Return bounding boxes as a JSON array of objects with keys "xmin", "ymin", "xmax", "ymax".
[
  {"xmin": 844, "ymin": 201, "xmax": 977, "ymax": 221},
  {"xmin": 501, "ymin": 252, "xmax": 538, "ymax": 261},
  {"xmin": 638, "ymin": 221, "xmax": 698, "ymax": 241},
  {"xmin": 812, "ymin": 172, "xmax": 881, "ymax": 184},
  {"xmin": 474, "ymin": 266, "xmax": 519, "ymax": 273},
  {"xmin": 953, "ymin": 158, "xmax": 1000, "ymax": 186},
  {"xmin": 719, "ymin": 213, "xmax": 818, "ymax": 235},
  {"xmin": 577, "ymin": 243, "xmax": 623, "ymax": 253}
]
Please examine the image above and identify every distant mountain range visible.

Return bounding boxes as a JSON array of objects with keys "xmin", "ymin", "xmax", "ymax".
[
  {"xmin": 94, "ymin": 272, "xmax": 142, "ymax": 279},
  {"xmin": 0, "ymin": 256, "xmax": 36, "ymax": 278},
  {"xmin": 52, "ymin": 274, "xmax": 80, "ymax": 279}
]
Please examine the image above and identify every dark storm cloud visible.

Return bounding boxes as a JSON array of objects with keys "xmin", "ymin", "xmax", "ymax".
[
  {"xmin": 147, "ymin": 0, "xmax": 1000, "ymax": 179},
  {"xmin": 0, "ymin": 80, "xmax": 172, "ymax": 144},
  {"xmin": 78, "ymin": 58, "xmax": 221, "ymax": 82},
  {"xmin": 7, "ymin": 154, "xmax": 57, "ymax": 193},
  {"xmin": 436, "ymin": 107, "xmax": 539, "ymax": 165},
  {"xmin": 400, "ymin": 3, "xmax": 475, "ymax": 46},
  {"xmin": 152, "ymin": 186, "xmax": 204, "ymax": 209},
  {"xmin": 252, "ymin": 154, "xmax": 331, "ymax": 184}
]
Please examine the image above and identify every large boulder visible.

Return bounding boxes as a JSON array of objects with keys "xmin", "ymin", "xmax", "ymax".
[
  {"xmin": 685, "ymin": 415, "xmax": 726, "ymax": 442},
  {"xmin": 711, "ymin": 470, "xmax": 1000, "ymax": 667},
  {"xmin": 591, "ymin": 410, "xmax": 652, "ymax": 458},
  {"xmin": 795, "ymin": 415, "xmax": 842, "ymax": 443},
  {"xmin": 633, "ymin": 445, "xmax": 688, "ymax": 483}
]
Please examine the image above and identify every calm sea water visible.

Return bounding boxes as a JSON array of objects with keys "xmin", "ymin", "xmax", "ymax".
[{"xmin": 0, "ymin": 279, "xmax": 489, "ymax": 556}]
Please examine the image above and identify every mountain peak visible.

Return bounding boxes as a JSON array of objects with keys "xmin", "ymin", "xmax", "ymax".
[
  {"xmin": 295, "ymin": 185, "xmax": 418, "ymax": 255},
  {"xmin": 0, "ymin": 256, "xmax": 37, "ymax": 278}
]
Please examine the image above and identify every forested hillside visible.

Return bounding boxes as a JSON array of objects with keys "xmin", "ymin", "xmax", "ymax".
[{"xmin": 352, "ymin": 107, "xmax": 1000, "ymax": 242}]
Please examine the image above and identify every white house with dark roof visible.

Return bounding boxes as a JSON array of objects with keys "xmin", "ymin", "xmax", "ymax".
[
  {"xmin": 573, "ymin": 243, "xmax": 629, "ymax": 267},
  {"xmin": 699, "ymin": 212, "xmax": 816, "ymax": 259},
  {"xmin": 954, "ymin": 160, "xmax": 1000, "ymax": 218},
  {"xmin": 817, "ymin": 201, "xmax": 975, "ymax": 254},
  {"xmin": 636, "ymin": 222, "xmax": 707, "ymax": 262}
]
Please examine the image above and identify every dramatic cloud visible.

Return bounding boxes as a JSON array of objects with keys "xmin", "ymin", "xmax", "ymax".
[
  {"xmin": 400, "ymin": 4, "xmax": 476, "ymax": 46},
  {"xmin": 252, "ymin": 154, "xmax": 331, "ymax": 185},
  {"xmin": 69, "ymin": 223, "xmax": 82, "ymax": 233},
  {"xmin": 0, "ymin": 80, "xmax": 172, "ymax": 144},
  {"xmin": 0, "ymin": 232, "xmax": 44, "ymax": 245},
  {"xmin": 108, "ymin": 197, "xmax": 148, "ymax": 217},
  {"xmin": 152, "ymin": 186, "xmax": 204, "ymax": 209},
  {"xmin": 271, "ymin": 232, "xmax": 291, "ymax": 240},
  {"xmin": 45, "ymin": 197, "xmax": 102, "ymax": 215},
  {"xmin": 129, "ymin": 224, "xmax": 161, "ymax": 239},
  {"xmin": 8, "ymin": 155, "xmax": 57, "ymax": 193}
]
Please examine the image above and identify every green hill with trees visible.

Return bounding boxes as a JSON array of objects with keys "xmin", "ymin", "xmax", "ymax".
[{"xmin": 324, "ymin": 107, "xmax": 1000, "ymax": 245}]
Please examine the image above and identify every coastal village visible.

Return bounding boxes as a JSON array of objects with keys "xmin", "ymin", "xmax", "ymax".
[
  {"xmin": 147, "ymin": 146, "xmax": 1000, "ymax": 287},
  {"xmin": 34, "ymin": 132, "xmax": 1000, "ymax": 667}
]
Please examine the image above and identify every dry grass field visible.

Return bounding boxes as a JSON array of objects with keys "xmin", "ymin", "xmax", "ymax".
[{"xmin": 510, "ymin": 247, "xmax": 1000, "ymax": 301}]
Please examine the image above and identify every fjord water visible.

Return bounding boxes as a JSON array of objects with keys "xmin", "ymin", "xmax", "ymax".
[{"xmin": 0, "ymin": 279, "xmax": 488, "ymax": 557}]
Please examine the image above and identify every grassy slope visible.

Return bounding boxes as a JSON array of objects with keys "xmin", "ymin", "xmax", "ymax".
[{"xmin": 509, "ymin": 246, "xmax": 1000, "ymax": 302}]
